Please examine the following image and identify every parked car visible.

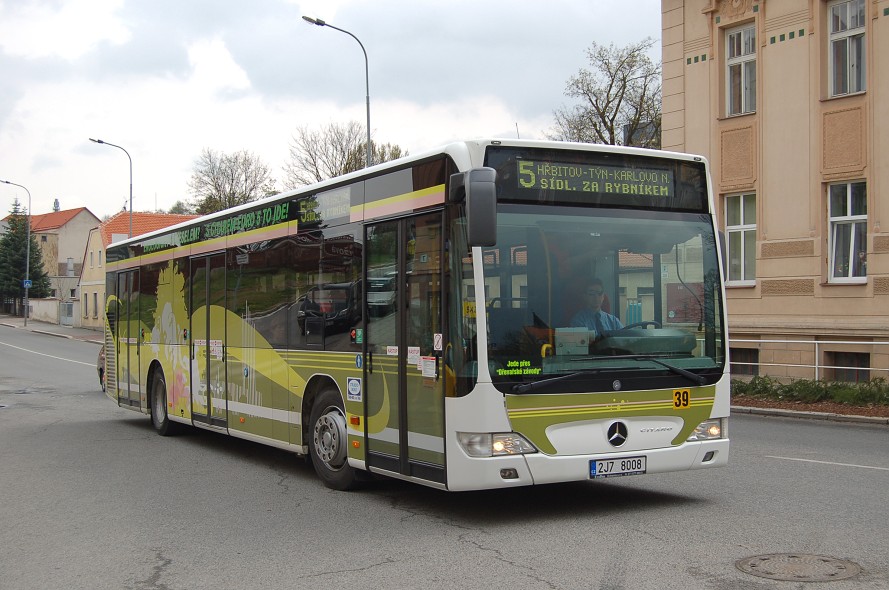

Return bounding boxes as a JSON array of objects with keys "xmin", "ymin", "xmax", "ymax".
[
  {"xmin": 367, "ymin": 274, "xmax": 397, "ymax": 316},
  {"xmin": 296, "ymin": 281, "xmax": 362, "ymax": 335}
]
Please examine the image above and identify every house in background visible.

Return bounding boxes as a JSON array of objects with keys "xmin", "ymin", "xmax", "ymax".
[
  {"xmin": 661, "ymin": 0, "xmax": 888, "ymax": 380},
  {"xmin": 79, "ymin": 211, "xmax": 198, "ymax": 331},
  {"xmin": 2, "ymin": 205, "xmax": 101, "ymax": 324}
]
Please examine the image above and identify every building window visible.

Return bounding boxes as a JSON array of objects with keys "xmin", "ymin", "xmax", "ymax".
[
  {"xmin": 70, "ymin": 288, "xmax": 77, "ymax": 299},
  {"xmin": 90, "ymin": 251, "xmax": 94, "ymax": 268},
  {"xmin": 93, "ymin": 292, "xmax": 99, "ymax": 319},
  {"xmin": 726, "ymin": 24, "xmax": 756, "ymax": 115},
  {"xmin": 730, "ymin": 347, "xmax": 759, "ymax": 376},
  {"xmin": 827, "ymin": 351, "xmax": 869, "ymax": 382},
  {"xmin": 83, "ymin": 296, "xmax": 89, "ymax": 318},
  {"xmin": 828, "ymin": 0, "xmax": 865, "ymax": 96},
  {"xmin": 99, "ymin": 250, "xmax": 103, "ymax": 266},
  {"xmin": 829, "ymin": 181, "xmax": 866, "ymax": 281},
  {"xmin": 725, "ymin": 193, "xmax": 756, "ymax": 283}
]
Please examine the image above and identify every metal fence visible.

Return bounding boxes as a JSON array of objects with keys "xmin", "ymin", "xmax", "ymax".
[{"xmin": 729, "ymin": 338, "xmax": 889, "ymax": 381}]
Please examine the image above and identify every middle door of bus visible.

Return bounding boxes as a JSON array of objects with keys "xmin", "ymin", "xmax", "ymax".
[
  {"xmin": 365, "ymin": 213, "xmax": 445, "ymax": 484},
  {"xmin": 189, "ymin": 253, "xmax": 227, "ymax": 427}
]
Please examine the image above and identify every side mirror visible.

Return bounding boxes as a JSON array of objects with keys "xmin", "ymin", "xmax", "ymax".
[{"xmin": 449, "ymin": 167, "xmax": 496, "ymax": 247}]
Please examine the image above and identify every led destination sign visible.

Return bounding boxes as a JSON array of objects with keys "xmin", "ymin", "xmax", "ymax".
[{"xmin": 517, "ymin": 160, "xmax": 674, "ymax": 197}]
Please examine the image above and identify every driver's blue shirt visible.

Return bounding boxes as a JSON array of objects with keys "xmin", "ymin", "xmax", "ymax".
[{"xmin": 570, "ymin": 309, "xmax": 624, "ymax": 334}]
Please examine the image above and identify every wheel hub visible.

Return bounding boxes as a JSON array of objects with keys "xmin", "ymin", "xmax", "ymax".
[{"xmin": 314, "ymin": 409, "xmax": 347, "ymax": 468}]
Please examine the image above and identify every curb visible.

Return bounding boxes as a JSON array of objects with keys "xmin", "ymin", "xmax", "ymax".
[
  {"xmin": 732, "ymin": 405, "xmax": 889, "ymax": 426},
  {"xmin": 1, "ymin": 320, "xmax": 102, "ymax": 344}
]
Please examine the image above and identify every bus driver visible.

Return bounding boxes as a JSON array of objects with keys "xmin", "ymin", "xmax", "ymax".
[{"xmin": 570, "ymin": 278, "xmax": 623, "ymax": 336}]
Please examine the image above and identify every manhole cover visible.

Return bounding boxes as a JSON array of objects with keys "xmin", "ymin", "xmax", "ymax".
[{"xmin": 736, "ymin": 554, "xmax": 860, "ymax": 582}]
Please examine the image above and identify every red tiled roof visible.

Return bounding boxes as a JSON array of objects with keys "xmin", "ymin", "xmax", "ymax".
[
  {"xmin": 99, "ymin": 211, "xmax": 199, "ymax": 246},
  {"xmin": 620, "ymin": 252, "xmax": 653, "ymax": 268},
  {"xmin": 2, "ymin": 207, "xmax": 98, "ymax": 231}
]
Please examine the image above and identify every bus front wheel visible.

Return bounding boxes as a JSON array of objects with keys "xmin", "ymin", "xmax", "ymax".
[
  {"xmin": 150, "ymin": 370, "xmax": 179, "ymax": 436},
  {"xmin": 309, "ymin": 387, "xmax": 358, "ymax": 490}
]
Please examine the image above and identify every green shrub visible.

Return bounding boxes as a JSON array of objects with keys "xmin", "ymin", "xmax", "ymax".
[{"xmin": 731, "ymin": 377, "xmax": 889, "ymax": 407}]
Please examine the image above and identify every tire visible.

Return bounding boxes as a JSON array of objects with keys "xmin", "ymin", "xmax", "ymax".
[
  {"xmin": 308, "ymin": 387, "xmax": 359, "ymax": 490},
  {"xmin": 150, "ymin": 370, "xmax": 179, "ymax": 436}
]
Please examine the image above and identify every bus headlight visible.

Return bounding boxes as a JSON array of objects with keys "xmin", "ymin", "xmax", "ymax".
[
  {"xmin": 687, "ymin": 418, "xmax": 726, "ymax": 441},
  {"xmin": 457, "ymin": 432, "xmax": 537, "ymax": 457}
]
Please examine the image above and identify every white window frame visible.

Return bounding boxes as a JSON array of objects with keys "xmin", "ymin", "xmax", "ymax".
[
  {"xmin": 725, "ymin": 193, "xmax": 756, "ymax": 285},
  {"xmin": 726, "ymin": 24, "xmax": 756, "ymax": 116},
  {"xmin": 828, "ymin": 0, "xmax": 866, "ymax": 97},
  {"xmin": 828, "ymin": 181, "xmax": 867, "ymax": 283}
]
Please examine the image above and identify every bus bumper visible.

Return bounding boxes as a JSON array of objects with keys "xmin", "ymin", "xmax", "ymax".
[{"xmin": 445, "ymin": 438, "xmax": 729, "ymax": 491}]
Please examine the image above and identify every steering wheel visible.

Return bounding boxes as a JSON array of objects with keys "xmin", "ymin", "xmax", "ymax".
[{"xmin": 620, "ymin": 321, "xmax": 662, "ymax": 330}]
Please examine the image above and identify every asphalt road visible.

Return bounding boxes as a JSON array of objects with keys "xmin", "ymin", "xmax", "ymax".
[{"xmin": 1, "ymin": 328, "xmax": 887, "ymax": 590}]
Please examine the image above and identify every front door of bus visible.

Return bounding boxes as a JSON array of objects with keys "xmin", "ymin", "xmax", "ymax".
[
  {"xmin": 189, "ymin": 253, "xmax": 227, "ymax": 427},
  {"xmin": 365, "ymin": 213, "xmax": 445, "ymax": 484}
]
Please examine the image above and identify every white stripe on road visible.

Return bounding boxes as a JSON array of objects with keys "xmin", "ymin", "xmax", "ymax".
[
  {"xmin": 0, "ymin": 340, "xmax": 94, "ymax": 366},
  {"xmin": 766, "ymin": 455, "xmax": 889, "ymax": 472}
]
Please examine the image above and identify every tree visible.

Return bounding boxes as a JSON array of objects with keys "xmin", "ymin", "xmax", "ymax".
[
  {"xmin": 167, "ymin": 200, "xmax": 193, "ymax": 215},
  {"xmin": 550, "ymin": 38, "xmax": 661, "ymax": 148},
  {"xmin": 282, "ymin": 121, "xmax": 408, "ymax": 189},
  {"xmin": 187, "ymin": 148, "xmax": 276, "ymax": 215},
  {"xmin": 0, "ymin": 199, "xmax": 51, "ymax": 311}
]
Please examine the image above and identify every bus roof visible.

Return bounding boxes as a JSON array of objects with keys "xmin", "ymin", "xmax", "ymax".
[{"xmin": 108, "ymin": 138, "xmax": 708, "ymax": 250}]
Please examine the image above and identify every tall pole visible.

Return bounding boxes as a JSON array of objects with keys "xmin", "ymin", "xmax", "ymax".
[
  {"xmin": 1, "ymin": 179, "xmax": 32, "ymax": 326},
  {"xmin": 89, "ymin": 138, "xmax": 133, "ymax": 237},
  {"xmin": 302, "ymin": 16, "xmax": 372, "ymax": 168}
]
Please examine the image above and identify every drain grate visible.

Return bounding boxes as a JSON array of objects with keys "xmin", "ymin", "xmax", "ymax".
[{"xmin": 736, "ymin": 554, "xmax": 860, "ymax": 582}]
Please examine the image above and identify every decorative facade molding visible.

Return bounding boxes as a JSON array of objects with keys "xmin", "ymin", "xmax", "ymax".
[
  {"xmin": 761, "ymin": 279, "xmax": 815, "ymax": 296},
  {"xmin": 761, "ymin": 240, "xmax": 815, "ymax": 258}
]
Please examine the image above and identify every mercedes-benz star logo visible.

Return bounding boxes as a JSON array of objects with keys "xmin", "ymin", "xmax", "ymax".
[{"xmin": 607, "ymin": 421, "xmax": 628, "ymax": 447}]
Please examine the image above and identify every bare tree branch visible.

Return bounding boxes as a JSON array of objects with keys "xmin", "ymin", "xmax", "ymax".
[
  {"xmin": 282, "ymin": 121, "xmax": 408, "ymax": 189},
  {"xmin": 187, "ymin": 148, "xmax": 276, "ymax": 215},
  {"xmin": 550, "ymin": 38, "xmax": 661, "ymax": 148}
]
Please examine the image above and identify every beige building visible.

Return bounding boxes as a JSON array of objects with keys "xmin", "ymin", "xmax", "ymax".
[
  {"xmin": 79, "ymin": 211, "xmax": 198, "ymax": 331},
  {"xmin": 1, "ymin": 206, "xmax": 101, "ymax": 324},
  {"xmin": 662, "ymin": 0, "xmax": 888, "ymax": 380}
]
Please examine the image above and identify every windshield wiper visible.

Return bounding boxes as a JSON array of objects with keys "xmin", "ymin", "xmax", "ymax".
[
  {"xmin": 594, "ymin": 354, "xmax": 707, "ymax": 385},
  {"xmin": 509, "ymin": 355, "xmax": 706, "ymax": 394},
  {"xmin": 510, "ymin": 370, "xmax": 603, "ymax": 394}
]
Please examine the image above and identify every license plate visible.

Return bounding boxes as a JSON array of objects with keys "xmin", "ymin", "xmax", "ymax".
[{"xmin": 590, "ymin": 456, "xmax": 647, "ymax": 478}]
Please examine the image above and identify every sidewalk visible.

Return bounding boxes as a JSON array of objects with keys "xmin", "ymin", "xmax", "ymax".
[{"xmin": 0, "ymin": 313, "xmax": 103, "ymax": 344}]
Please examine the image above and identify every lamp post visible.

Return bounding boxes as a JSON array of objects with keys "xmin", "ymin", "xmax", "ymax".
[
  {"xmin": 302, "ymin": 16, "xmax": 372, "ymax": 169},
  {"xmin": 0, "ymin": 179, "xmax": 32, "ymax": 326},
  {"xmin": 89, "ymin": 138, "xmax": 133, "ymax": 237}
]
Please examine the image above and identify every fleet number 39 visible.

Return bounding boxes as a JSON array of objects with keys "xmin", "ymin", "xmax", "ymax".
[{"xmin": 673, "ymin": 389, "xmax": 690, "ymax": 409}]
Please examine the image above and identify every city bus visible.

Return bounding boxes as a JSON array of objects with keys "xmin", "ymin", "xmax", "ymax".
[{"xmin": 103, "ymin": 138, "xmax": 729, "ymax": 491}]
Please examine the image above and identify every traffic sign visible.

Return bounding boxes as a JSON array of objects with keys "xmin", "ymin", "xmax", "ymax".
[{"xmin": 23, "ymin": 280, "xmax": 32, "ymax": 289}]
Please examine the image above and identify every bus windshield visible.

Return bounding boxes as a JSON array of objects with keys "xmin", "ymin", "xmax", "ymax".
[{"xmin": 482, "ymin": 204, "xmax": 724, "ymax": 394}]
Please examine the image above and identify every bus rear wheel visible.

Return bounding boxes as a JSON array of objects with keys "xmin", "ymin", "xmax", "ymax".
[
  {"xmin": 150, "ymin": 370, "xmax": 179, "ymax": 436},
  {"xmin": 309, "ymin": 387, "xmax": 359, "ymax": 490}
]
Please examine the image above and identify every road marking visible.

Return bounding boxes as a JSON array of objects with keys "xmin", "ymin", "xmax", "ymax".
[
  {"xmin": 0, "ymin": 340, "xmax": 94, "ymax": 366},
  {"xmin": 766, "ymin": 455, "xmax": 889, "ymax": 472}
]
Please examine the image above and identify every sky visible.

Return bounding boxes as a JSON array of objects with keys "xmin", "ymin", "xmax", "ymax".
[{"xmin": 0, "ymin": 0, "xmax": 662, "ymax": 220}]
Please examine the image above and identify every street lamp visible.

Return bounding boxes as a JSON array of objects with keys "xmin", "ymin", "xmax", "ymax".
[
  {"xmin": 89, "ymin": 138, "xmax": 133, "ymax": 237},
  {"xmin": 302, "ymin": 16, "xmax": 372, "ymax": 168},
  {"xmin": 0, "ymin": 179, "xmax": 32, "ymax": 326}
]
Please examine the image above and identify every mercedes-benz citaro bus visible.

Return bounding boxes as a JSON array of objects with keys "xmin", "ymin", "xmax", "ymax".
[{"xmin": 103, "ymin": 139, "xmax": 729, "ymax": 491}]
